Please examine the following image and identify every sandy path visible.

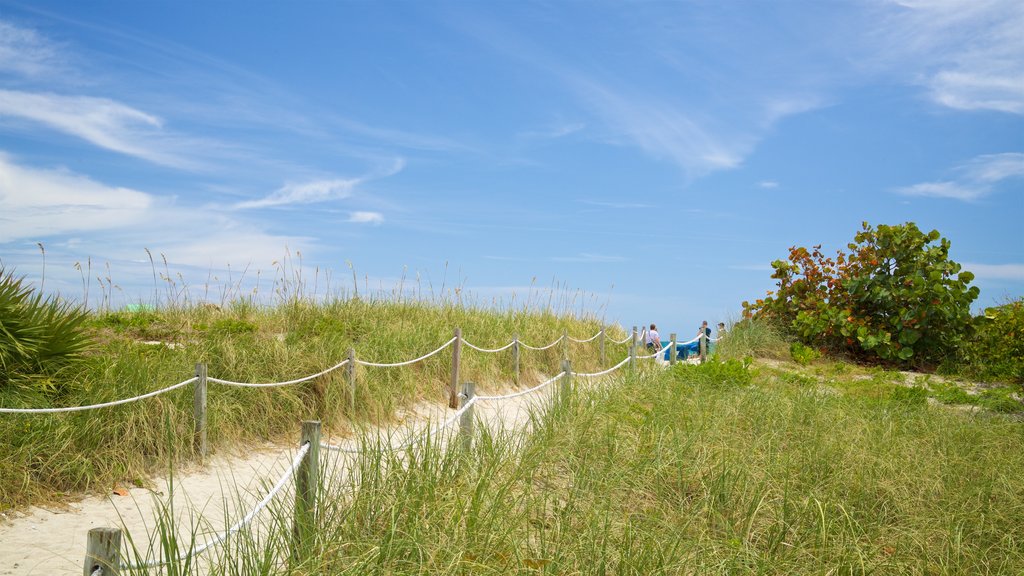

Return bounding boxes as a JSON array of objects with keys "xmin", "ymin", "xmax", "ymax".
[{"xmin": 0, "ymin": 373, "xmax": 565, "ymax": 575}]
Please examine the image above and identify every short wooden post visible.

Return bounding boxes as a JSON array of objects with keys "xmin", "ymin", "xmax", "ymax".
[
  {"xmin": 292, "ymin": 420, "xmax": 321, "ymax": 563},
  {"xmin": 346, "ymin": 347, "xmax": 356, "ymax": 415},
  {"xmin": 599, "ymin": 328, "xmax": 606, "ymax": 365},
  {"xmin": 669, "ymin": 333, "xmax": 677, "ymax": 366},
  {"xmin": 193, "ymin": 363, "xmax": 208, "ymax": 460},
  {"xmin": 560, "ymin": 359, "xmax": 572, "ymax": 408},
  {"xmin": 699, "ymin": 333, "xmax": 708, "ymax": 364},
  {"xmin": 632, "ymin": 326, "xmax": 638, "ymax": 350},
  {"xmin": 512, "ymin": 333, "xmax": 520, "ymax": 385},
  {"xmin": 449, "ymin": 327, "xmax": 462, "ymax": 409},
  {"xmin": 629, "ymin": 343, "xmax": 636, "ymax": 373},
  {"xmin": 459, "ymin": 381, "xmax": 475, "ymax": 453},
  {"xmin": 84, "ymin": 527, "xmax": 121, "ymax": 576},
  {"xmin": 561, "ymin": 328, "xmax": 568, "ymax": 361}
]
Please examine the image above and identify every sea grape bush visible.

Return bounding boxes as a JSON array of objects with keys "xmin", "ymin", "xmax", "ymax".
[
  {"xmin": 743, "ymin": 222, "xmax": 979, "ymax": 365},
  {"xmin": 959, "ymin": 298, "xmax": 1024, "ymax": 384}
]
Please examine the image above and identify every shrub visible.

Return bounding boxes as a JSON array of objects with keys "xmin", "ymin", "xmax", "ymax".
[
  {"xmin": 0, "ymin": 267, "xmax": 92, "ymax": 392},
  {"xmin": 743, "ymin": 222, "xmax": 979, "ymax": 366},
  {"xmin": 789, "ymin": 342, "xmax": 820, "ymax": 365},
  {"xmin": 957, "ymin": 298, "xmax": 1024, "ymax": 384}
]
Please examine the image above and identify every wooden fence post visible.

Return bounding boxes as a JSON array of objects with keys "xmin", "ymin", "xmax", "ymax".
[
  {"xmin": 346, "ymin": 347, "xmax": 356, "ymax": 415},
  {"xmin": 292, "ymin": 420, "xmax": 321, "ymax": 563},
  {"xmin": 84, "ymin": 527, "xmax": 121, "ymax": 576},
  {"xmin": 459, "ymin": 381, "xmax": 475, "ymax": 453},
  {"xmin": 669, "ymin": 333, "xmax": 677, "ymax": 366},
  {"xmin": 599, "ymin": 327, "xmax": 606, "ymax": 365},
  {"xmin": 193, "ymin": 363, "xmax": 207, "ymax": 460},
  {"xmin": 632, "ymin": 326, "xmax": 638, "ymax": 350},
  {"xmin": 561, "ymin": 328, "xmax": 568, "ymax": 362},
  {"xmin": 560, "ymin": 359, "xmax": 572, "ymax": 408},
  {"xmin": 699, "ymin": 333, "xmax": 707, "ymax": 364},
  {"xmin": 629, "ymin": 342, "xmax": 636, "ymax": 373},
  {"xmin": 449, "ymin": 328, "xmax": 462, "ymax": 409},
  {"xmin": 512, "ymin": 333, "xmax": 520, "ymax": 385}
]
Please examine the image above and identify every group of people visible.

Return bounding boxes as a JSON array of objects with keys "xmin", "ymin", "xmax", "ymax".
[{"xmin": 644, "ymin": 321, "xmax": 726, "ymax": 359}]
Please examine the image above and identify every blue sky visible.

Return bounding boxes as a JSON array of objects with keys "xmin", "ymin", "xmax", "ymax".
[{"xmin": 0, "ymin": 1, "xmax": 1022, "ymax": 334}]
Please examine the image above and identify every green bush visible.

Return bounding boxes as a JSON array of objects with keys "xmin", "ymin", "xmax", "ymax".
[
  {"xmin": 958, "ymin": 298, "xmax": 1024, "ymax": 384},
  {"xmin": 789, "ymin": 342, "xmax": 820, "ymax": 365},
  {"xmin": 0, "ymin": 267, "xmax": 92, "ymax": 392},
  {"xmin": 744, "ymin": 222, "xmax": 979, "ymax": 366}
]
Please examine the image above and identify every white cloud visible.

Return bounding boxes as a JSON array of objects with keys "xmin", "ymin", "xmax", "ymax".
[
  {"xmin": 0, "ymin": 153, "xmax": 152, "ymax": 242},
  {"xmin": 962, "ymin": 262, "xmax": 1024, "ymax": 280},
  {"xmin": 758, "ymin": 181, "xmax": 780, "ymax": 189},
  {"xmin": 896, "ymin": 152, "xmax": 1024, "ymax": 201},
  {"xmin": 519, "ymin": 121, "xmax": 586, "ymax": 140},
  {"xmin": 349, "ymin": 211, "xmax": 384, "ymax": 224},
  {"xmin": 232, "ymin": 158, "xmax": 405, "ymax": 210},
  {"xmin": 0, "ymin": 21, "xmax": 64, "ymax": 78},
  {"xmin": 0, "ymin": 89, "xmax": 206, "ymax": 168},
  {"xmin": 233, "ymin": 178, "xmax": 360, "ymax": 210},
  {"xmin": 885, "ymin": 0, "xmax": 1024, "ymax": 114}
]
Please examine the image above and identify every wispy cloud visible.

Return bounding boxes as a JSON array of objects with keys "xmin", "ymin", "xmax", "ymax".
[
  {"xmin": 0, "ymin": 153, "xmax": 152, "ymax": 242},
  {"xmin": 0, "ymin": 20, "xmax": 64, "ymax": 78},
  {"xmin": 962, "ymin": 262, "xmax": 1024, "ymax": 281},
  {"xmin": 574, "ymin": 79, "xmax": 749, "ymax": 177},
  {"xmin": 518, "ymin": 121, "xmax": 586, "ymax": 140},
  {"xmin": 349, "ymin": 211, "xmax": 384, "ymax": 224},
  {"xmin": 896, "ymin": 152, "xmax": 1024, "ymax": 201},
  {"xmin": 0, "ymin": 89, "xmax": 207, "ymax": 168},
  {"xmin": 232, "ymin": 159, "xmax": 405, "ymax": 210},
  {"xmin": 0, "ymin": 153, "xmax": 312, "ymax": 271},
  {"xmin": 758, "ymin": 181, "xmax": 780, "ymax": 189},
  {"xmin": 883, "ymin": 0, "xmax": 1024, "ymax": 114}
]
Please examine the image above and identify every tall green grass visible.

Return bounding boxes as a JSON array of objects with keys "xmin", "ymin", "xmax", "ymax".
[
  {"xmin": 133, "ymin": 361, "xmax": 1024, "ymax": 575},
  {"xmin": 0, "ymin": 298, "xmax": 627, "ymax": 510}
]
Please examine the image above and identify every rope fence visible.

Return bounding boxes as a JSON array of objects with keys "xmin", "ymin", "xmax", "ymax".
[{"xmin": 71, "ymin": 321, "xmax": 724, "ymax": 574}]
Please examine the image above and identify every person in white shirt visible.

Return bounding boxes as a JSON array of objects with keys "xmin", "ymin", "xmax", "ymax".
[{"xmin": 646, "ymin": 323, "xmax": 662, "ymax": 352}]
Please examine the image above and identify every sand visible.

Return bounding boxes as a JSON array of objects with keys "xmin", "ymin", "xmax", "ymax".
[{"xmin": 0, "ymin": 372, "xmax": 565, "ymax": 575}]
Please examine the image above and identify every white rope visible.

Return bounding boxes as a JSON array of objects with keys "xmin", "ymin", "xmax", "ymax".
[
  {"xmin": 127, "ymin": 442, "xmax": 310, "ymax": 569},
  {"xmin": 475, "ymin": 371, "xmax": 565, "ymax": 401},
  {"xmin": 209, "ymin": 359, "xmax": 350, "ymax": 388},
  {"xmin": 321, "ymin": 397, "xmax": 478, "ymax": 453},
  {"xmin": 0, "ymin": 377, "xmax": 198, "ymax": 414},
  {"xmin": 572, "ymin": 356, "xmax": 632, "ymax": 378},
  {"xmin": 608, "ymin": 333, "xmax": 632, "ymax": 345},
  {"xmin": 460, "ymin": 338, "xmax": 516, "ymax": 353},
  {"xmin": 518, "ymin": 335, "xmax": 564, "ymax": 351},
  {"xmin": 356, "ymin": 337, "xmax": 457, "ymax": 367},
  {"xmin": 636, "ymin": 348, "xmax": 663, "ymax": 360},
  {"xmin": 567, "ymin": 330, "xmax": 602, "ymax": 343}
]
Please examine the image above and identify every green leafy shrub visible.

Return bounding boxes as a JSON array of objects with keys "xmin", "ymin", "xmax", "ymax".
[
  {"xmin": 0, "ymin": 267, "xmax": 92, "ymax": 391},
  {"xmin": 957, "ymin": 299, "xmax": 1024, "ymax": 384},
  {"xmin": 743, "ymin": 222, "xmax": 978, "ymax": 366},
  {"xmin": 789, "ymin": 342, "xmax": 820, "ymax": 365}
]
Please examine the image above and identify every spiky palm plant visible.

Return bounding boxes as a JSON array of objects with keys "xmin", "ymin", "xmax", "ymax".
[{"xmin": 0, "ymin": 267, "xmax": 92, "ymax": 391}]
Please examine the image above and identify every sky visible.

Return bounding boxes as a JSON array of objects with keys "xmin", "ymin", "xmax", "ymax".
[{"xmin": 0, "ymin": 0, "xmax": 1022, "ymax": 335}]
